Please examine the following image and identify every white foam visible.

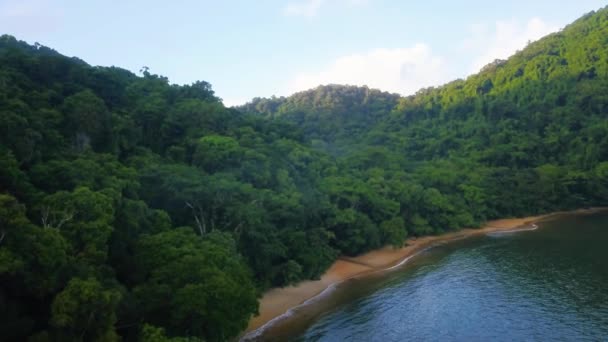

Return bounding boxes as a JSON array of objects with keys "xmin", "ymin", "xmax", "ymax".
[
  {"xmin": 486, "ymin": 223, "xmax": 539, "ymax": 236},
  {"xmin": 386, "ymin": 247, "xmax": 431, "ymax": 271},
  {"xmin": 240, "ymin": 246, "xmax": 434, "ymax": 341},
  {"xmin": 243, "ymin": 221, "xmax": 544, "ymax": 340}
]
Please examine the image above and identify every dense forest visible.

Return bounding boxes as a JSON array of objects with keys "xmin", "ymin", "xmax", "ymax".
[{"xmin": 1, "ymin": 6, "xmax": 608, "ymax": 342}]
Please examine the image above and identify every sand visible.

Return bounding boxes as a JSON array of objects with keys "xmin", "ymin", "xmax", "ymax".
[{"xmin": 243, "ymin": 208, "xmax": 606, "ymax": 337}]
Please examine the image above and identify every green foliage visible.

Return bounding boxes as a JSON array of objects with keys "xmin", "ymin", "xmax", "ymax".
[
  {"xmin": 1, "ymin": 6, "xmax": 608, "ymax": 340},
  {"xmin": 50, "ymin": 277, "xmax": 121, "ymax": 341},
  {"xmin": 192, "ymin": 135, "xmax": 242, "ymax": 172},
  {"xmin": 139, "ymin": 324, "xmax": 202, "ymax": 342},
  {"xmin": 380, "ymin": 217, "xmax": 407, "ymax": 248},
  {"xmin": 240, "ymin": 85, "xmax": 400, "ymax": 154},
  {"xmin": 0, "ymin": 194, "xmax": 30, "ymax": 275},
  {"xmin": 62, "ymin": 90, "xmax": 112, "ymax": 152},
  {"xmin": 134, "ymin": 229, "xmax": 258, "ymax": 341}
]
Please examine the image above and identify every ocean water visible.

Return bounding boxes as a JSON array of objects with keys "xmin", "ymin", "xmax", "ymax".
[{"xmin": 254, "ymin": 212, "xmax": 608, "ymax": 341}]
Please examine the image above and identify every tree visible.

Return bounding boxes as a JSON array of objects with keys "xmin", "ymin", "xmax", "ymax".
[
  {"xmin": 594, "ymin": 162, "xmax": 608, "ymax": 203},
  {"xmin": 192, "ymin": 135, "xmax": 242, "ymax": 173},
  {"xmin": 380, "ymin": 217, "xmax": 407, "ymax": 248},
  {"xmin": 50, "ymin": 277, "xmax": 121, "ymax": 341},
  {"xmin": 134, "ymin": 229, "xmax": 258, "ymax": 341},
  {"xmin": 139, "ymin": 324, "xmax": 201, "ymax": 342},
  {"xmin": 62, "ymin": 90, "xmax": 111, "ymax": 152},
  {"xmin": 2, "ymin": 9, "xmax": 608, "ymax": 339},
  {"xmin": 41, "ymin": 187, "xmax": 114, "ymax": 267},
  {"xmin": 0, "ymin": 194, "xmax": 30, "ymax": 274}
]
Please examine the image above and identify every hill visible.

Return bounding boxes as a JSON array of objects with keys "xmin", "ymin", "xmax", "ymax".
[{"xmin": 1, "ymin": 6, "xmax": 608, "ymax": 341}]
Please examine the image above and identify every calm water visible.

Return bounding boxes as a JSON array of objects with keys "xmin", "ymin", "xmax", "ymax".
[{"xmin": 254, "ymin": 212, "xmax": 608, "ymax": 341}]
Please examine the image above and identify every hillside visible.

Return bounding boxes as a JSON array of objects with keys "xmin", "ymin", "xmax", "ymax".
[
  {"xmin": 1, "ymin": 6, "xmax": 608, "ymax": 342},
  {"xmin": 243, "ymin": 7, "xmax": 608, "ymax": 217},
  {"xmin": 240, "ymin": 85, "xmax": 400, "ymax": 154}
]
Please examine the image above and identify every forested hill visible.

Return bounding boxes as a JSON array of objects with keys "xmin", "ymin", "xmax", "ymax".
[
  {"xmin": 243, "ymin": 6, "xmax": 608, "ymax": 223},
  {"xmin": 1, "ymin": 6, "xmax": 608, "ymax": 342},
  {"xmin": 243, "ymin": 8, "xmax": 608, "ymax": 161},
  {"xmin": 240, "ymin": 85, "xmax": 400, "ymax": 154}
]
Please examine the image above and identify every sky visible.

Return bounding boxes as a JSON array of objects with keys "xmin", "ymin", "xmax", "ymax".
[{"xmin": 0, "ymin": 0, "xmax": 606, "ymax": 106}]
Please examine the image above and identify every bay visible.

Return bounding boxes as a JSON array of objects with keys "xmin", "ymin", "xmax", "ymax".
[{"xmin": 258, "ymin": 212, "xmax": 608, "ymax": 341}]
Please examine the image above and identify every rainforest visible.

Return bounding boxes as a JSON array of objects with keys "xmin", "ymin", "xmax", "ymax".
[{"xmin": 1, "ymin": 6, "xmax": 608, "ymax": 342}]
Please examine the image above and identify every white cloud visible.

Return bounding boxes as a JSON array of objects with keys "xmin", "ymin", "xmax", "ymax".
[
  {"xmin": 344, "ymin": 0, "xmax": 370, "ymax": 5},
  {"xmin": 279, "ymin": 16, "xmax": 561, "ymax": 99},
  {"xmin": 282, "ymin": 0, "xmax": 369, "ymax": 17},
  {"xmin": 283, "ymin": 0, "xmax": 325, "ymax": 17},
  {"xmin": 221, "ymin": 96, "xmax": 249, "ymax": 107},
  {"xmin": 288, "ymin": 44, "xmax": 452, "ymax": 96},
  {"xmin": 466, "ymin": 18, "xmax": 559, "ymax": 73},
  {"xmin": 0, "ymin": 0, "xmax": 63, "ymax": 35},
  {"xmin": 0, "ymin": 0, "xmax": 42, "ymax": 17}
]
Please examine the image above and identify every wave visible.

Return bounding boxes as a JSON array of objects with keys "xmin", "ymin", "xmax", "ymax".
[
  {"xmin": 240, "ymin": 283, "xmax": 339, "ymax": 341},
  {"xmin": 240, "ymin": 246, "xmax": 433, "ymax": 341},
  {"xmin": 486, "ymin": 224, "xmax": 539, "ymax": 237},
  {"xmin": 243, "ymin": 222, "xmax": 543, "ymax": 340}
]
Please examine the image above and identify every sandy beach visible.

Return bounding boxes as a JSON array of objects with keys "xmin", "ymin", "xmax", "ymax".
[{"xmin": 243, "ymin": 208, "xmax": 606, "ymax": 338}]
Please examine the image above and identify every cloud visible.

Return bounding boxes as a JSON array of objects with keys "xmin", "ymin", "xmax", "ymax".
[
  {"xmin": 288, "ymin": 44, "xmax": 452, "ymax": 95},
  {"xmin": 283, "ymin": 0, "xmax": 369, "ymax": 17},
  {"xmin": 344, "ymin": 0, "xmax": 370, "ymax": 5},
  {"xmin": 221, "ymin": 96, "xmax": 249, "ymax": 107},
  {"xmin": 0, "ymin": 0, "xmax": 42, "ymax": 17},
  {"xmin": 283, "ymin": 0, "xmax": 325, "ymax": 17},
  {"xmin": 0, "ymin": 0, "xmax": 63, "ymax": 35},
  {"xmin": 283, "ymin": 16, "xmax": 560, "ymax": 98},
  {"xmin": 466, "ymin": 17, "xmax": 559, "ymax": 73}
]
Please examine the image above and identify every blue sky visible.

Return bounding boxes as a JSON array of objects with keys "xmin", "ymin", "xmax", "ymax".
[{"xmin": 1, "ymin": 0, "xmax": 606, "ymax": 105}]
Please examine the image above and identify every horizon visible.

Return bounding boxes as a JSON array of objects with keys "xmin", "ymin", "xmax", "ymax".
[{"xmin": 1, "ymin": 1, "xmax": 606, "ymax": 106}]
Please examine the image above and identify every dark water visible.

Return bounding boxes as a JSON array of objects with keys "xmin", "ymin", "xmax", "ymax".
[{"xmin": 254, "ymin": 212, "xmax": 608, "ymax": 341}]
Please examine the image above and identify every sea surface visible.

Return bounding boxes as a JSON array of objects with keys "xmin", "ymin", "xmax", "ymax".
[{"xmin": 255, "ymin": 212, "xmax": 608, "ymax": 341}]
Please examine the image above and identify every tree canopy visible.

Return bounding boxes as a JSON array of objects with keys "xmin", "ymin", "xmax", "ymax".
[{"xmin": 1, "ymin": 6, "xmax": 608, "ymax": 341}]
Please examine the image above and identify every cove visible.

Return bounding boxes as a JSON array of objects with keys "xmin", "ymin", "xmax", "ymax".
[{"xmin": 251, "ymin": 211, "xmax": 608, "ymax": 341}]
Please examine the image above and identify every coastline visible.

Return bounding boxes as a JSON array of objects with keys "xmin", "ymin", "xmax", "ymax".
[{"xmin": 242, "ymin": 208, "xmax": 607, "ymax": 340}]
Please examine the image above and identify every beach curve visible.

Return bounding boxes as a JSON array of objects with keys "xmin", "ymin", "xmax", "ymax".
[{"xmin": 240, "ymin": 208, "xmax": 607, "ymax": 341}]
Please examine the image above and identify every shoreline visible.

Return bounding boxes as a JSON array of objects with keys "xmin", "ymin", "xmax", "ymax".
[{"xmin": 241, "ymin": 207, "xmax": 607, "ymax": 340}]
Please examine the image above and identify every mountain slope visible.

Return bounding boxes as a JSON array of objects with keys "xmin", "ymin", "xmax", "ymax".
[
  {"xmin": 0, "ymin": 5, "xmax": 607, "ymax": 342},
  {"xmin": 243, "ymin": 6, "xmax": 608, "ymax": 218},
  {"xmin": 240, "ymin": 84, "xmax": 400, "ymax": 155}
]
